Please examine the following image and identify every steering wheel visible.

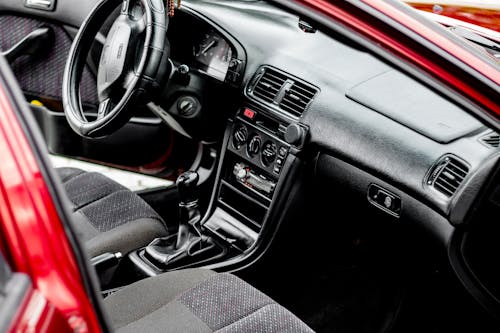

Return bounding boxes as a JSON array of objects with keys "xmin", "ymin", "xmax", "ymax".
[{"xmin": 63, "ymin": 0, "xmax": 169, "ymax": 138}]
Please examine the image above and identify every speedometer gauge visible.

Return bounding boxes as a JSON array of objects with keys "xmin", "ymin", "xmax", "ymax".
[{"xmin": 193, "ymin": 30, "xmax": 232, "ymax": 81}]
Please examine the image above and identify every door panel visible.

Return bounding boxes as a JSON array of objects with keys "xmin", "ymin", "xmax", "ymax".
[
  {"xmin": 0, "ymin": 14, "xmax": 98, "ymax": 107},
  {"xmin": 0, "ymin": 8, "xmax": 198, "ymax": 180}
]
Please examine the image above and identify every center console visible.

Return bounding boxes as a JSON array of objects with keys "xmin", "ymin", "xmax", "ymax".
[
  {"xmin": 204, "ymin": 107, "xmax": 306, "ymax": 248},
  {"xmin": 129, "ymin": 105, "xmax": 308, "ymax": 276}
]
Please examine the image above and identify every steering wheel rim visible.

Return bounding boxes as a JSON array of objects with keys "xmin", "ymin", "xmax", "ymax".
[{"xmin": 63, "ymin": 0, "xmax": 169, "ymax": 138}]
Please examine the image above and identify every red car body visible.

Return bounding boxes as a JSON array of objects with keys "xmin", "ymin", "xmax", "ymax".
[
  {"xmin": 0, "ymin": 0, "xmax": 498, "ymax": 332},
  {"xmin": 405, "ymin": 0, "xmax": 500, "ymax": 32}
]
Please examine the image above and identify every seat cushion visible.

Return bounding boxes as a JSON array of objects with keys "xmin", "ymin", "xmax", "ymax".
[
  {"xmin": 104, "ymin": 269, "xmax": 314, "ymax": 333},
  {"xmin": 57, "ymin": 167, "xmax": 168, "ymax": 257}
]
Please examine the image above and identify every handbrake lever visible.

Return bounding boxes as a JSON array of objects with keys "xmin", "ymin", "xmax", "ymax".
[{"xmin": 1, "ymin": 26, "xmax": 54, "ymax": 63}]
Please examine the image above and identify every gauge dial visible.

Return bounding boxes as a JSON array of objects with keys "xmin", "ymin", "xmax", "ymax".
[{"xmin": 193, "ymin": 30, "xmax": 232, "ymax": 81}]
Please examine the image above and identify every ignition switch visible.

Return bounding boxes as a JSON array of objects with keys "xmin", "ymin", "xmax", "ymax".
[{"xmin": 176, "ymin": 96, "xmax": 200, "ymax": 117}]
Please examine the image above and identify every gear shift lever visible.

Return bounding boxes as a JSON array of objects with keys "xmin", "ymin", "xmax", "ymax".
[
  {"xmin": 176, "ymin": 171, "xmax": 200, "ymax": 250},
  {"xmin": 144, "ymin": 171, "xmax": 211, "ymax": 268}
]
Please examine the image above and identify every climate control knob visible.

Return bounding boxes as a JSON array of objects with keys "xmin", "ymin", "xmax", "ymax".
[
  {"xmin": 247, "ymin": 135, "xmax": 262, "ymax": 157},
  {"xmin": 261, "ymin": 141, "xmax": 277, "ymax": 166},
  {"xmin": 232, "ymin": 125, "xmax": 248, "ymax": 150}
]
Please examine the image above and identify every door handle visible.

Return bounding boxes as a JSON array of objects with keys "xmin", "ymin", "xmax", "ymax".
[{"xmin": 1, "ymin": 26, "xmax": 55, "ymax": 63}]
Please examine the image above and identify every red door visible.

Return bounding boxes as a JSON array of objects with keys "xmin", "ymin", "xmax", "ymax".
[{"xmin": 0, "ymin": 57, "xmax": 104, "ymax": 332}]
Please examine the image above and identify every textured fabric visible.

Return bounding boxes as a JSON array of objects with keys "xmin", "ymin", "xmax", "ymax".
[
  {"xmin": 0, "ymin": 15, "xmax": 98, "ymax": 105},
  {"xmin": 104, "ymin": 270, "xmax": 315, "ymax": 332},
  {"xmin": 63, "ymin": 172, "xmax": 126, "ymax": 211},
  {"xmin": 80, "ymin": 190, "xmax": 163, "ymax": 232},
  {"xmin": 178, "ymin": 273, "xmax": 274, "ymax": 330},
  {"xmin": 216, "ymin": 303, "xmax": 314, "ymax": 333},
  {"xmin": 56, "ymin": 167, "xmax": 168, "ymax": 256},
  {"xmin": 115, "ymin": 300, "xmax": 212, "ymax": 333},
  {"xmin": 105, "ymin": 269, "xmax": 217, "ymax": 329}
]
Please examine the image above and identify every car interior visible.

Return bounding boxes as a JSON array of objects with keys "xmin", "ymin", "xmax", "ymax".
[{"xmin": 1, "ymin": 0, "xmax": 500, "ymax": 332}]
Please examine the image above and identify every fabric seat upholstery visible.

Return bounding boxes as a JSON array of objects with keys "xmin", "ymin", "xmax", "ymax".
[
  {"xmin": 57, "ymin": 167, "xmax": 168, "ymax": 257},
  {"xmin": 104, "ymin": 269, "xmax": 314, "ymax": 333}
]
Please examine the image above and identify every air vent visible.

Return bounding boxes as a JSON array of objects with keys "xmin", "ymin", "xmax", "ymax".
[
  {"xmin": 280, "ymin": 81, "xmax": 317, "ymax": 117},
  {"xmin": 481, "ymin": 132, "xmax": 500, "ymax": 148},
  {"xmin": 248, "ymin": 66, "xmax": 318, "ymax": 118},
  {"xmin": 251, "ymin": 68, "xmax": 287, "ymax": 104},
  {"xmin": 427, "ymin": 156, "xmax": 469, "ymax": 197}
]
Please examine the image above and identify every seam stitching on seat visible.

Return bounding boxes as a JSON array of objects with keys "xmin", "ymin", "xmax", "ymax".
[
  {"xmin": 212, "ymin": 302, "xmax": 276, "ymax": 332},
  {"xmin": 114, "ymin": 300, "xmax": 213, "ymax": 331},
  {"xmin": 61, "ymin": 169, "xmax": 86, "ymax": 183},
  {"xmin": 73, "ymin": 189, "xmax": 121, "ymax": 212},
  {"xmin": 77, "ymin": 190, "xmax": 166, "ymax": 232},
  {"xmin": 176, "ymin": 273, "xmax": 276, "ymax": 331},
  {"xmin": 110, "ymin": 274, "xmax": 216, "ymax": 330},
  {"xmin": 62, "ymin": 169, "xmax": 91, "ymax": 184},
  {"xmin": 73, "ymin": 210, "xmax": 100, "ymax": 233},
  {"xmin": 175, "ymin": 272, "xmax": 229, "ymax": 301}
]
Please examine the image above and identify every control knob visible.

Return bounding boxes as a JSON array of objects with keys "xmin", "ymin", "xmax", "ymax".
[
  {"xmin": 285, "ymin": 123, "xmax": 305, "ymax": 146},
  {"xmin": 247, "ymin": 135, "xmax": 261, "ymax": 157},
  {"xmin": 232, "ymin": 125, "xmax": 248, "ymax": 150},
  {"xmin": 261, "ymin": 141, "xmax": 277, "ymax": 166}
]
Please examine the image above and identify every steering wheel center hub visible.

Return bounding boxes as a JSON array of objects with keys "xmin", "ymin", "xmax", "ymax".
[{"xmin": 98, "ymin": 21, "xmax": 130, "ymax": 89}]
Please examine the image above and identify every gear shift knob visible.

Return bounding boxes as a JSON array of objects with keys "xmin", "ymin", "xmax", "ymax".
[{"xmin": 176, "ymin": 171, "xmax": 199, "ymax": 204}]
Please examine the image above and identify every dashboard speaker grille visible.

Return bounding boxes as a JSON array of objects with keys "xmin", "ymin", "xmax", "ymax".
[
  {"xmin": 248, "ymin": 66, "xmax": 318, "ymax": 118},
  {"xmin": 481, "ymin": 132, "xmax": 500, "ymax": 148},
  {"xmin": 428, "ymin": 156, "xmax": 469, "ymax": 197}
]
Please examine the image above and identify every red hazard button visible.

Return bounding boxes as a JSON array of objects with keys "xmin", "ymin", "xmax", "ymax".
[{"xmin": 243, "ymin": 108, "xmax": 256, "ymax": 119}]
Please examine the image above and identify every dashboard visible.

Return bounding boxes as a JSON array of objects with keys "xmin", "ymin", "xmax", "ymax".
[
  {"xmin": 1, "ymin": 0, "xmax": 498, "ymax": 322},
  {"xmin": 173, "ymin": 0, "xmax": 500, "ymax": 318}
]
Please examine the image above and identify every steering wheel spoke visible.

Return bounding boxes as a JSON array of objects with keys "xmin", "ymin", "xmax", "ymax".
[
  {"xmin": 123, "ymin": 0, "xmax": 147, "ymax": 34},
  {"xmin": 136, "ymin": 15, "xmax": 147, "ymax": 34},
  {"xmin": 97, "ymin": 98, "xmax": 112, "ymax": 120},
  {"xmin": 121, "ymin": 0, "xmax": 132, "ymax": 16}
]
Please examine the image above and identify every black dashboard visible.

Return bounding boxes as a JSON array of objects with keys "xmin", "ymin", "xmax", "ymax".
[
  {"xmin": 1, "ymin": 0, "xmax": 499, "ymax": 320},
  {"xmin": 173, "ymin": 0, "xmax": 500, "ymax": 316},
  {"xmin": 178, "ymin": 0, "xmax": 497, "ymax": 220}
]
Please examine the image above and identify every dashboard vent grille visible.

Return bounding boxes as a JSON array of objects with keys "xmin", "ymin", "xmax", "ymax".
[
  {"xmin": 280, "ymin": 81, "xmax": 317, "ymax": 117},
  {"xmin": 252, "ymin": 69, "xmax": 287, "ymax": 104},
  {"xmin": 248, "ymin": 66, "xmax": 318, "ymax": 118},
  {"xmin": 481, "ymin": 132, "xmax": 500, "ymax": 148},
  {"xmin": 428, "ymin": 156, "xmax": 469, "ymax": 197}
]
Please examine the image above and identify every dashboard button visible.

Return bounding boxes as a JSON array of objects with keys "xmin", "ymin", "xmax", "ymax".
[
  {"xmin": 367, "ymin": 184, "xmax": 401, "ymax": 217},
  {"xmin": 243, "ymin": 108, "xmax": 256, "ymax": 120},
  {"xmin": 278, "ymin": 147, "xmax": 288, "ymax": 158}
]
